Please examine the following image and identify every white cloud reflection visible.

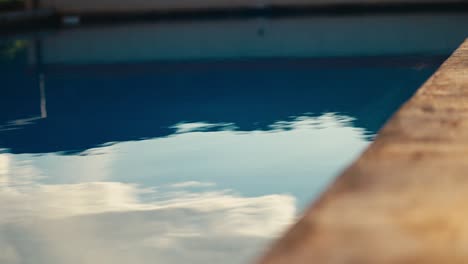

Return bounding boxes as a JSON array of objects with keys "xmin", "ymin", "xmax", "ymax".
[
  {"xmin": 0, "ymin": 154, "xmax": 295, "ymax": 264},
  {"xmin": 168, "ymin": 181, "xmax": 216, "ymax": 188},
  {"xmin": 0, "ymin": 113, "xmax": 370, "ymax": 264},
  {"xmin": 171, "ymin": 122, "xmax": 237, "ymax": 134}
]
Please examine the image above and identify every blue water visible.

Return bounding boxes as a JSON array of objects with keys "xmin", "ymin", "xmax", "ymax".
[{"xmin": 0, "ymin": 13, "xmax": 467, "ymax": 264}]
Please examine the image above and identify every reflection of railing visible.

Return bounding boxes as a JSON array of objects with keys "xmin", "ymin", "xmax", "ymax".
[
  {"xmin": 0, "ymin": 73, "xmax": 47, "ymax": 132},
  {"xmin": 0, "ymin": 38, "xmax": 46, "ymax": 132}
]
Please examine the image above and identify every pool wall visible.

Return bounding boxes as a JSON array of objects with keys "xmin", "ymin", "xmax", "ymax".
[
  {"xmin": 258, "ymin": 39, "xmax": 468, "ymax": 264},
  {"xmin": 36, "ymin": 14, "xmax": 468, "ymax": 64}
]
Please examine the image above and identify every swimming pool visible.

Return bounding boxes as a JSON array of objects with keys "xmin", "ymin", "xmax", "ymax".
[{"xmin": 0, "ymin": 12, "xmax": 467, "ymax": 264}]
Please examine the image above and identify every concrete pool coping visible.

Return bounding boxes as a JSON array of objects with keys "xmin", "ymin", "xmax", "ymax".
[{"xmin": 258, "ymin": 39, "xmax": 468, "ymax": 263}]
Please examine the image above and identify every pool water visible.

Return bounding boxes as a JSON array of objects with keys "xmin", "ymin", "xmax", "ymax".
[{"xmin": 1, "ymin": 12, "xmax": 467, "ymax": 264}]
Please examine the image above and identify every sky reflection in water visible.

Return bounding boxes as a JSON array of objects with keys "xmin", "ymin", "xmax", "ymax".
[
  {"xmin": 0, "ymin": 12, "xmax": 465, "ymax": 264},
  {"xmin": 0, "ymin": 114, "xmax": 369, "ymax": 264}
]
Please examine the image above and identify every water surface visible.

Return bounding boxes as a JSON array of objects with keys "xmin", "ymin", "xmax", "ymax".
[{"xmin": 1, "ymin": 12, "xmax": 467, "ymax": 264}]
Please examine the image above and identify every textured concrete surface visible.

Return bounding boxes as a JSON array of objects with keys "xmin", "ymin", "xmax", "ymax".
[{"xmin": 258, "ymin": 39, "xmax": 468, "ymax": 264}]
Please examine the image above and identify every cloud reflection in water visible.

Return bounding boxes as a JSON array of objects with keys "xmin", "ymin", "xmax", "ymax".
[{"xmin": 0, "ymin": 114, "xmax": 370, "ymax": 264}]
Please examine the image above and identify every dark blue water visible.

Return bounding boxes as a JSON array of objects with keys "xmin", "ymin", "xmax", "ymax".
[{"xmin": 0, "ymin": 13, "xmax": 466, "ymax": 264}]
